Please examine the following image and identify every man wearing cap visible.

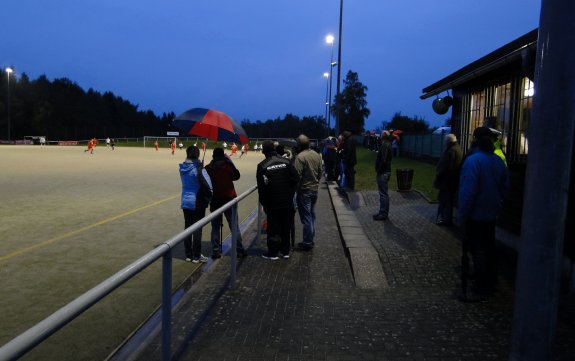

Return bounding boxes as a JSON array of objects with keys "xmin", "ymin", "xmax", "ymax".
[{"xmin": 458, "ymin": 126, "xmax": 508, "ymax": 298}]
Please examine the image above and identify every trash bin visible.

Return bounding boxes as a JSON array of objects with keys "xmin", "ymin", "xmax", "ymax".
[{"xmin": 396, "ymin": 169, "xmax": 414, "ymax": 192}]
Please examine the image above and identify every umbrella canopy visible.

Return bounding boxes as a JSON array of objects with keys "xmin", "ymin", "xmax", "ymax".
[{"xmin": 172, "ymin": 108, "xmax": 249, "ymax": 144}]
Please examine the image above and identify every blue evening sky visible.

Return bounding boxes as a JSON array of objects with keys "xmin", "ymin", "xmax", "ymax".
[{"xmin": 2, "ymin": 0, "xmax": 541, "ymax": 130}]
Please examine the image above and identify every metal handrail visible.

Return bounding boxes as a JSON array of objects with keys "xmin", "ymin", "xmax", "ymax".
[{"xmin": 0, "ymin": 185, "xmax": 259, "ymax": 361}]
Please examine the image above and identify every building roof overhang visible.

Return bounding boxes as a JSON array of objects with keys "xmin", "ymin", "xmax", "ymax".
[{"xmin": 420, "ymin": 29, "xmax": 538, "ymax": 99}]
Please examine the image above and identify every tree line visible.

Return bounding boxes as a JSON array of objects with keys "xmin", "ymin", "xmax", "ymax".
[
  {"xmin": 1, "ymin": 69, "xmax": 433, "ymax": 141},
  {"xmin": 0, "ymin": 72, "xmax": 175, "ymax": 140}
]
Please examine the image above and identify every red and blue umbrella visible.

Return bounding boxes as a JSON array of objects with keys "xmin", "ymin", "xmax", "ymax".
[{"xmin": 172, "ymin": 108, "xmax": 249, "ymax": 144}]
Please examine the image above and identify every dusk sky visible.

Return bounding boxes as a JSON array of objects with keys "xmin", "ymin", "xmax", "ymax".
[{"xmin": 2, "ymin": 0, "xmax": 541, "ymax": 131}]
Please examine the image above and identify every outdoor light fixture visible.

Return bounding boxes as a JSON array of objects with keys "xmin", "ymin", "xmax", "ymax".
[
  {"xmin": 432, "ymin": 94, "xmax": 453, "ymax": 115},
  {"xmin": 326, "ymin": 34, "xmax": 334, "ymax": 45},
  {"xmin": 5, "ymin": 66, "xmax": 14, "ymax": 141},
  {"xmin": 326, "ymin": 35, "xmax": 336, "ymax": 135}
]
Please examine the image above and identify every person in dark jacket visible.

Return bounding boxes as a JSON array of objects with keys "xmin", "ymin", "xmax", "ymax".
[
  {"xmin": 256, "ymin": 141, "xmax": 300, "ymax": 260},
  {"xmin": 340, "ymin": 130, "xmax": 357, "ymax": 190},
  {"xmin": 458, "ymin": 126, "xmax": 508, "ymax": 297},
  {"xmin": 205, "ymin": 147, "xmax": 247, "ymax": 259},
  {"xmin": 180, "ymin": 145, "xmax": 213, "ymax": 263},
  {"xmin": 434, "ymin": 133, "xmax": 463, "ymax": 226},
  {"xmin": 373, "ymin": 131, "xmax": 393, "ymax": 221}
]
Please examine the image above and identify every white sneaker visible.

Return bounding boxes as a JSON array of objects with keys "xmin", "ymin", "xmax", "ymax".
[
  {"xmin": 192, "ymin": 255, "xmax": 208, "ymax": 263},
  {"xmin": 185, "ymin": 258, "xmax": 192, "ymax": 262}
]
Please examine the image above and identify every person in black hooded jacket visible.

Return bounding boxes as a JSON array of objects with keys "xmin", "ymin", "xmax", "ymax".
[{"xmin": 256, "ymin": 141, "xmax": 300, "ymax": 260}]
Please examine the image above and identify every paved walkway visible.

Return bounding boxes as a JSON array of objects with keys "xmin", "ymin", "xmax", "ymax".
[{"xmin": 128, "ymin": 182, "xmax": 575, "ymax": 361}]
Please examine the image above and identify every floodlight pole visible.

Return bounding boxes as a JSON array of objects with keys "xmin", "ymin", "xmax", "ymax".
[
  {"xmin": 5, "ymin": 67, "xmax": 13, "ymax": 141},
  {"xmin": 335, "ymin": 0, "xmax": 343, "ymax": 136}
]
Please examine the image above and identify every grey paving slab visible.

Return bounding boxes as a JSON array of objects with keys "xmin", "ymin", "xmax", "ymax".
[
  {"xmin": 349, "ymin": 247, "xmax": 388, "ymax": 289},
  {"xmin": 342, "ymin": 234, "xmax": 373, "ymax": 249}
]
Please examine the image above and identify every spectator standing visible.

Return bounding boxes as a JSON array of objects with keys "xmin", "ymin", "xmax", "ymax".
[
  {"xmin": 179, "ymin": 145, "xmax": 213, "ymax": 263},
  {"xmin": 322, "ymin": 137, "xmax": 337, "ymax": 181},
  {"xmin": 205, "ymin": 147, "xmax": 247, "ymax": 259},
  {"xmin": 457, "ymin": 126, "xmax": 508, "ymax": 299},
  {"xmin": 294, "ymin": 134, "xmax": 323, "ymax": 250},
  {"xmin": 434, "ymin": 134, "xmax": 463, "ymax": 226},
  {"xmin": 340, "ymin": 131, "xmax": 357, "ymax": 190},
  {"xmin": 257, "ymin": 141, "xmax": 300, "ymax": 259},
  {"xmin": 373, "ymin": 131, "xmax": 393, "ymax": 221}
]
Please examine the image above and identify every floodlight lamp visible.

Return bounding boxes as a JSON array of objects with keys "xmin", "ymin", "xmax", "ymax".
[{"xmin": 325, "ymin": 35, "xmax": 334, "ymax": 44}]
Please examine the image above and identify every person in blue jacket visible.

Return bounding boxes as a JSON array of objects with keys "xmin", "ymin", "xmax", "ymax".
[
  {"xmin": 180, "ymin": 145, "xmax": 213, "ymax": 263},
  {"xmin": 457, "ymin": 126, "xmax": 508, "ymax": 297}
]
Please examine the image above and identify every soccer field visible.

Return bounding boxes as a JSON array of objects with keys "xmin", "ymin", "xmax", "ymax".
[{"xmin": 0, "ymin": 144, "xmax": 261, "ymax": 360}]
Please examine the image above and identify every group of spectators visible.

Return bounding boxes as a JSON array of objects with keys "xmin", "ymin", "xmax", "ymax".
[
  {"xmin": 322, "ymin": 131, "xmax": 357, "ymax": 190},
  {"xmin": 177, "ymin": 134, "xmax": 323, "ymax": 263},
  {"xmin": 433, "ymin": 127, "xmax": 508, "ymax": 301},
  {"xmin": 178, "ymin": 126, "xmax": 508, "ymax": 302}
]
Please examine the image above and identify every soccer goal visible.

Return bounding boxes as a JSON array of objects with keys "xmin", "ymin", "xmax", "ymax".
[{"xmin": 143, "ymin": 136, "xmax": 203, "ymax": 148}]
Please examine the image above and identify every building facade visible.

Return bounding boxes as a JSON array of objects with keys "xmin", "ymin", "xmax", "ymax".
[{"xmin": 421, "ymin": 29, "xmax": 574, "ymax": 263}]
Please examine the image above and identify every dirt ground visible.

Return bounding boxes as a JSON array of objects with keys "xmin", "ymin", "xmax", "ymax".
[{"xmin": 0, "ymin": 144, "xmax": 262, "ymax": 360}]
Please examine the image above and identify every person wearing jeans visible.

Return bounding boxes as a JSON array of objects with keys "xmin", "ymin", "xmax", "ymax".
[
  {"xmin": 296, "ymin": 190, "xmax": 318, "ymax": 248},
  {"xmin": 294, "ymin": 134, "xmax": 323, "ymax": 250},
  {"xmin": 374, "ymin": 131, "xmax": 392, "ymax": 221},
  {"xmin": 376, "ymin": 172, "xmax": 391, "ymax": 220}
]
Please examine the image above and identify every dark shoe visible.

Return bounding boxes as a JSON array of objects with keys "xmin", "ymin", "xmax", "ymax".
[
  {"xmin": 458, "ymin": 292, "xmax": 488, "ymax": 303},
  {"xmin": 261, "ymin": 253, "xmax": 279, "ymax": 260},
  {"xmin": 297, "ymin": 242, "xmax": 313, "ymax": 251},
  {"xmin": 436, "ymin": 221, "xmax": 453, "ymax": 227},
  {"xmin": 279, "ymin": 252, "xmax": 290, "ymax": 259},
  {"xmin": 373, "ymin": 214, "xmax": 388, "ymax": 221},
  {"xmin": 237, "ymin": 250, "xmax": 248, "ymax": 258},
  {"xmin": 212, "ymin": 252, "xmax": 221, "ymax": 260}
]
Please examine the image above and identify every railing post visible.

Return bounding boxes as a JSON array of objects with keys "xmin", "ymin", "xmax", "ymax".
[
  {"xmin": 230, "ymin": 205, "xmax": 238, "ymax": 289},
  {"xmin": 161, "ymin": 250, "xmax": 172, "ymax": 361}
]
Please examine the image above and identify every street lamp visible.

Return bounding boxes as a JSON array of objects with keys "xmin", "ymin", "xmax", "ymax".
[
  {"xmin": 5, "ymin": 67, "xmax": 13, "ymax": 141},
  {"xmin": 335, "ymin": 0, "xmax": 343, "ymax": 136},
  {"xmin": 323, "ymin": 72, "xmax": 329, "ymax": 128},
  {"xmin": 326, "ymin": 34, "xmax": 336, "ymax": 135}
]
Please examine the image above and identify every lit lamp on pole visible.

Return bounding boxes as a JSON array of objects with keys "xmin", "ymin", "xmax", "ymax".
[
  {"xmin": 325, "ymin": 34, "xmax": 336, "ymax": 135},
  {"xmin": 5, "ymin": 66, "xmax": 13, "ymax": 141}
]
